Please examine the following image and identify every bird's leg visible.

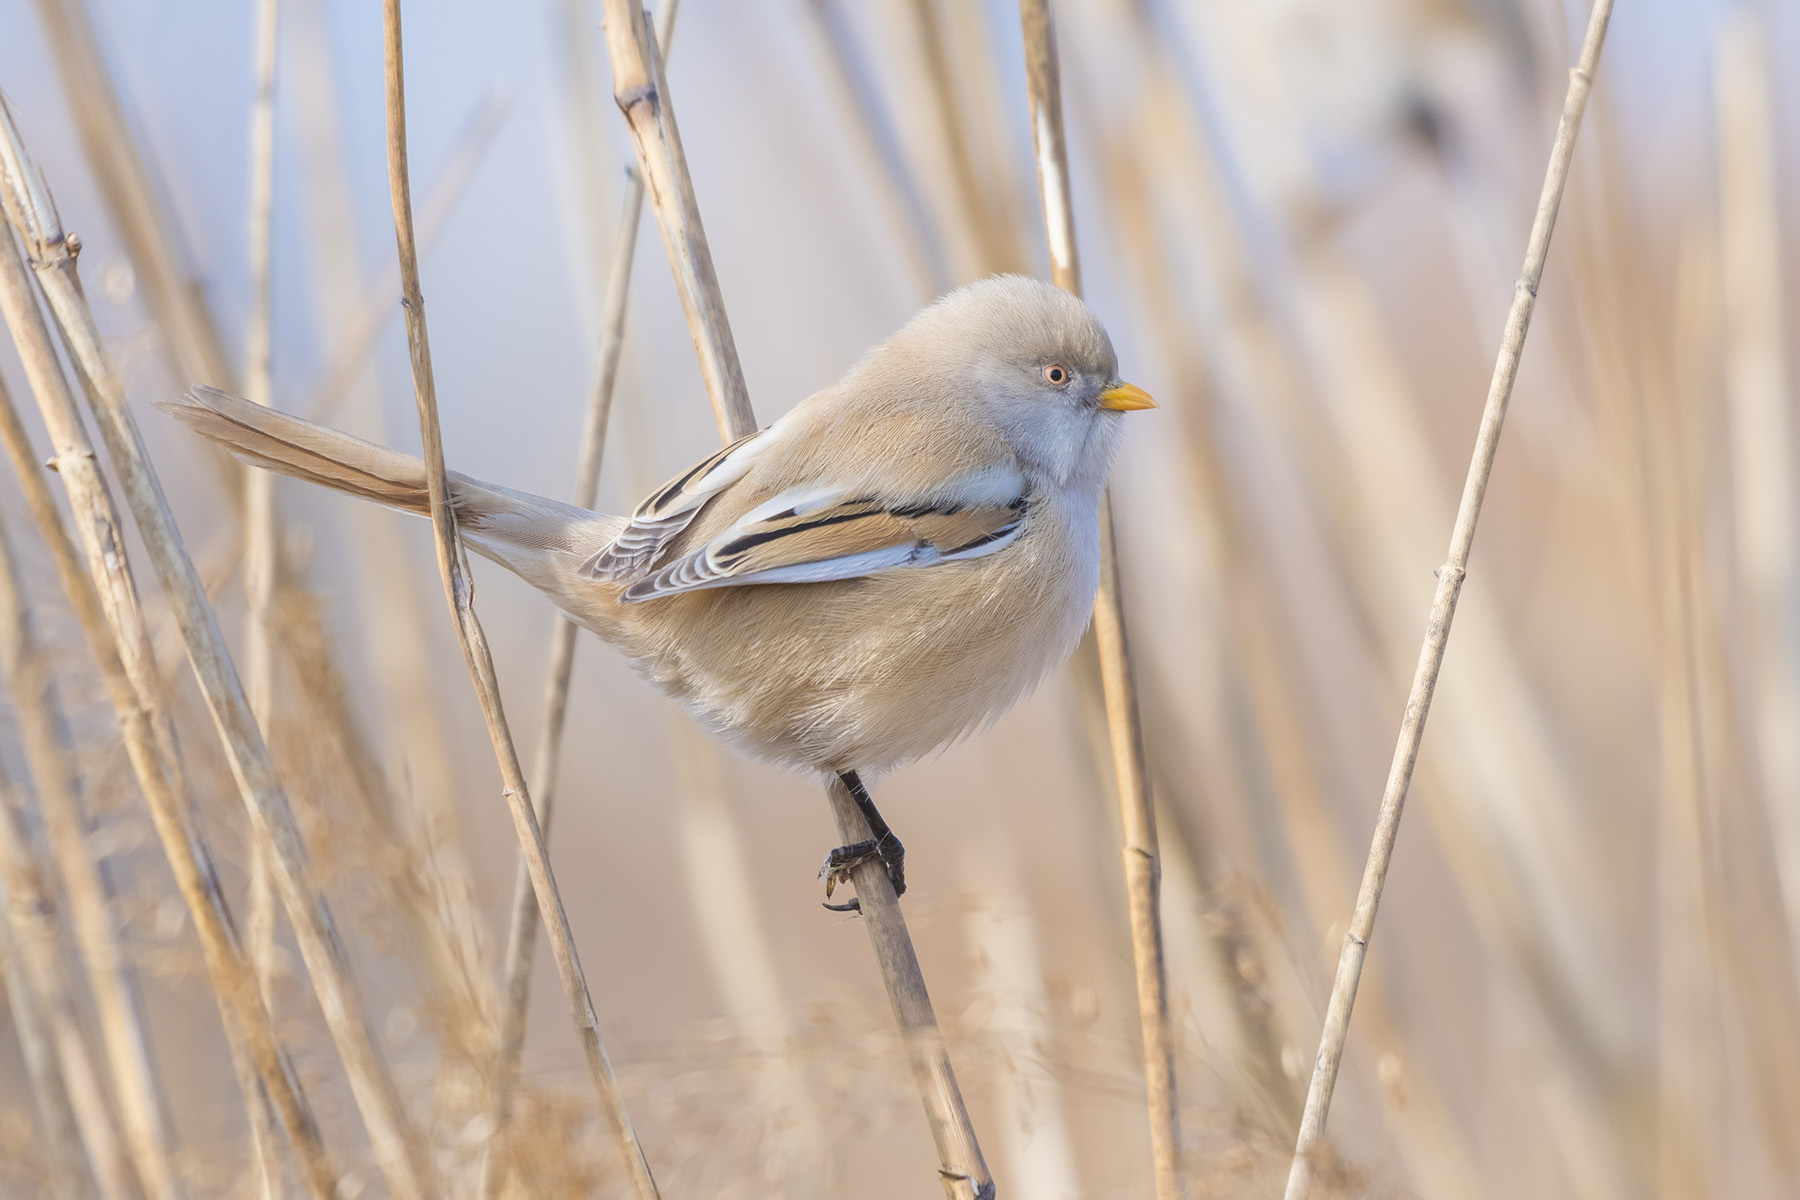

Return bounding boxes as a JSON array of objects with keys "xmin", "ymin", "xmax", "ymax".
[{"xmin": 820, "ymin": 770, "xmax": 906, "ymax": 913}]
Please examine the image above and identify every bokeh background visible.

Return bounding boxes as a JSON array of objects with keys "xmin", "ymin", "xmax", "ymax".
[{"xmin": 1, "ymin": 0, "xmax": 1797, "ymax": 1196}]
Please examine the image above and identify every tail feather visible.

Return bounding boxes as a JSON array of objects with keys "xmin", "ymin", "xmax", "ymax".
[
  {"xmin": 163, "ymin": 386, "xmax": 432, "ymax": 513},
  {"xmin": 160, "ymin": 387, "xmax": 624, "ymax": 581}
]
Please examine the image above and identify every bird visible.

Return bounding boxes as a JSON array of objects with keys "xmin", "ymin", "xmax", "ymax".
[{"xmin": 161, "ymin": 274, "xmax": 1155, "ymax": 910}]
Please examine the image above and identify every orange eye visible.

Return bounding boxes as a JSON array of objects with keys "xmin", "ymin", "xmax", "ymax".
[{"xmin": 1044, "ymin": 364, "xmax": 1069, "ymax": 385}]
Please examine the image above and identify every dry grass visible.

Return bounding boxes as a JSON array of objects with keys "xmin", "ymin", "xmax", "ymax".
[{"xmin": 0, "ymin": 0, "xmax": 1794, "ymax": 1197}]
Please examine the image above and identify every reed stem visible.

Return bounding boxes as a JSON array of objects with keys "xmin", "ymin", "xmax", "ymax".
[
  {"xmin": 0, "ymin": 405, "xmax": 187, "ymax": 1200},
  {"xmin": 242, "ymin": 2, "xmax": 290, "ymax": 1193},
  {"xmin": 597, "ymin": 3, "xmax": 992, "ymax": 1192},
  {"xmin": 380, "ymin": 4, "xmax": 660, "ymax": 1195},
  {"xmin": 0, "ymin": 96, "xmax": 424, "ymax": 1200},
  {"xmin": 0, "ymin": 178, "xmax": 338, "ymax": 1200},
  {"xmin": 0, "ymin": 735, "xmax": 134, "ymax": 1199},
  {"xmin": 1283, "ymin": 4, "xmax": 1615, "ymax": 1194},
  {"xmin": 1017, "ymin": 4, "xmax": 1183, "ymax": 1194},
  {"xmin": 480, "ymin": 14, "xmax": 666, "ymax": 1194}
]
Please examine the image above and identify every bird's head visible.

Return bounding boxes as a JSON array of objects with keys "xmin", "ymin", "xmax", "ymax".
[{"xmin": 890, "ymin": 275, "xmax": 1155, "ymax": 489}]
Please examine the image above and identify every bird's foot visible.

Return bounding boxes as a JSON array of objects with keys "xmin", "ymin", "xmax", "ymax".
[{"xmin": 819, "ymin": 831, "xmax": 906, "ymax": 913}]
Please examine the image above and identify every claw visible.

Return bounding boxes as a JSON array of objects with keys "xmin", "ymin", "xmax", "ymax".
[{"xmin": 817, "ymin": 833, "xmax": 905, "ymax": 914}]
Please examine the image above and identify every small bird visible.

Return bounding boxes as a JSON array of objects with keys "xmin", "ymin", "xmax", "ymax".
[{"xmin": 162, "ymin": 274, "xmax": 1154, "ymax": 909}]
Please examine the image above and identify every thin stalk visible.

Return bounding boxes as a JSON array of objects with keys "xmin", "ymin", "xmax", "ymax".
[
  {"xmin": 0, "ymin": 209, "xmax": 337, "ymax": 1199},
  {"xmin": 481, "ymin": 152, "xmax": 651, "ymax": 1200},
  {"xmin": 0, "ymin": 762, "xmax": 133, "ymax": 1200},
  {"xmin": 0, "ymin": 421, "xmax": 186, "ymax": 1200},
  {"xmin": 286, "ymin": 0, "xmax": 500, "ymax": 1069},
  {"xmin": 1017, "ymin": 4, "xmax": 1183, "ymax": 1194},
  {"xmin": 244, "ymin": 0, "xmax": 282, "ymax": 957},
  {"xmin": 0, "ymin": 100, "xmax": 431, "ymax": 1200},
  {"xmin": 242, "ymin": 1, "xmax": 289, "ymax": 1194},
  {"xmin": 596, "ymin": 4, "xmax": 992, "ymax": 1193},
  {"xmin": 1282, "ymin": 4, "xmax": 1615, "ymax": 1195},
  {"xmin": 379, "ymin": 5, "xmax": 659, "ymax": 1197},
  {"xmin": 28, "ymin": 0, "xmax": 235, "ymax": 393},
  {"xmin": 33, "ymin": 10, "xmax": 495, "ymax": 1109},
  {"xmin": 825, "ymin": 775, "xmax": 993, "ymax": 1198},
  {"xmin": 599, "ymin": 0, "xmax": 754, "ymax": 440},
  {"xmin": 0, "ymin": 907, "xmax": 96, "ymax": 1200},
  {"xmin": 1086, "ymin": 85, "xmax": 1493, "ymax": 1193}
]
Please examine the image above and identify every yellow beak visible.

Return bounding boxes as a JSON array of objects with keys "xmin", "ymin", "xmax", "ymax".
[{"xmin": 1098, "ymin": 381, "xmax": 1157, "ymax": 412}]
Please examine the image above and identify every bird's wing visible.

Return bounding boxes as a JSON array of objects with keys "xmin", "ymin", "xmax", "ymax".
[
  {"xmin": 615, "ymin": 466, "xmax": 1029, "ymax": 603},
  {"xmin": 582, "ymin": 429, "xmax": 771, "ymax": 581}
]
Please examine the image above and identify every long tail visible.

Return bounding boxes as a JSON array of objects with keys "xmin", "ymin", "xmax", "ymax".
[{"xmin": 160, "ymin": 387, "xmax": 624, "ymax": 586}]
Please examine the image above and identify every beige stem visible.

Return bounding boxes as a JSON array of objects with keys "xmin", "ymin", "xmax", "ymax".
[
  {"xmin": 480, "ymin": 14, "xmax": 664, "ymax": 1192},
  {"xmin": 0, "ymin": 97, "xmax": 428, "ymax": 1200},
  {"xmin": 1283, "ymin": 4, "xmax": 1616, "ymax": 1195},
  {"xmin": 0, "ymin": 415, "xmax": 187, "ymax": 1200},
  {"xmin": 0, "ymin": 200, "xmax": 338, "ymax": 1199},
  {"xmin": 595, "ymin": 2, "xmax": 994, "ymax": 1192},
  {"xmin": 380, "ymin": 4, "xmax": 660, "ymax": 1196},
  {"xmin": 242, "ymin": 0, "xmax": 288, "ymax": 1193},
  {"xmin": 1017, "ymin": 3, "xmax": 1184, "ymax": 1194}
]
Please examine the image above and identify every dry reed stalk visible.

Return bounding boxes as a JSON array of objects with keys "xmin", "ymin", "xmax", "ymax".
[
  {"xmin": 286, "ymin": 0, "xmax": 500, "ymax": 1062},
  {"xmin": 1282, "ymin": 4, "xmax": 1615, "ymax": 1195},
  {"xmin": 0, "ymin": 406, "xmax": 186, "ymax": 1200},
  {"xmin": 596, "ymin": 2, "xmax": 993, "ymax": 1192},
  {"xmin": 822, "ymin": 774, "xmax": 993, "ymax": 1198},
  {"xmin": 243, "ymin": 0, "xmax": 282, "ymax": 1031},
  {"xmin": 0, "ymin": 756, "xmax": 134, "ymax": 1199},
  {"xmin": 0, "ymin": 103, "xmax": 432, "ymax": 1200},
  {"xmin": 0, "ymin": 904, "xmax": 96, "ymax": 1200},
  {"xmin": 30, "ymin": 3, "xmax": 471, "ymax": 1049},
  {"xmin": 1017, "ymin": 3, "xmax": 1181, "ymax": 1195},
  {"xmin": 1094, "ymin": 8, "xmax": 1623, "ymax": 1189},
  {"xmin": 379, "ymin": 6, "xmax": 660, "ymax": 1196},
  {"xmin": 480, "ymin": 17, "xmax": 664, "ymax": 1192},
  {"xmin": 27, "ymin": 0, "xmax": 235, "ymax": 394},
  {"xmin": 1094, "ymin": 6, "xmax": 1624, "ymax": 1189},
  {"xmin": 1715, "ymin": 11, "xmax": 1800, "ymax": 994},
  {"xmin": 0, "ymin": 194, "xmax": 338, "ymax": 1199},
  {"xmin": 805, "ymin": 0, "xmax": 951, "ymax": 296},
  {"xmin": 241, "ymin": 2, "xmax": 290, "ymax": 1194},
  {"xmin": 599, "ymin": 0, "xmax": 753, "ymax": 437},
  {"xmin": 601, "ymin": 2, "xmax": 1000, "ymax": 1194}
]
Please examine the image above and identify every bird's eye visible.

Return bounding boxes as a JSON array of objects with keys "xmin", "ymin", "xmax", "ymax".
[{"xmin": 1044, "ymin": 364, "xmax": 1069, "ymax": 386}]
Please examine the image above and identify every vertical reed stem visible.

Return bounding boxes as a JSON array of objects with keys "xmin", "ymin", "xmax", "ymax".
[
  {"xmin": 0, "ymin": 905, "xmax": 95, "ymax": 1200},
  {"xmin": 480, "ymin": 14, "xmax": 668, "ymax": 1194},
  {"xmin": 0, "ymin": 754, "xmax": 133, "ymax": 1200},
  {"xmin": 597, "ymin": 4, "xmax": 991, "ymax": 1192},
  {"xmin": 1283, "ymin": 4, "xmax": 1615, "ymax": 1195},
  {"xmin": 1017, "ymin": 4, "xmax": 1183, "ymax": 1194},
  {"xmin": 0, "ymin": 97, "xmax": 423, "ymax": 1200},
  {"xmin": 380, "ymin": 5, "xmax": 659, "ymax": 1196},
  {"xmin": 242, "ymin": 1, "xmax": 290, "ymax": 1193},
  {"xmin": 0, "ymin": 195, "xmax": 338, "ymax": 1200},
  {"xmin": 0, "ymin": 419, "xmax": 187, "ymax": 1200}
]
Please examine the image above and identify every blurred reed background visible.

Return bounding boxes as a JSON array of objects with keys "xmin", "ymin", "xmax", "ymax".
[{"xmin": 0, "ymin": 0, "xmax": 1794, "ymax": 1196}]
